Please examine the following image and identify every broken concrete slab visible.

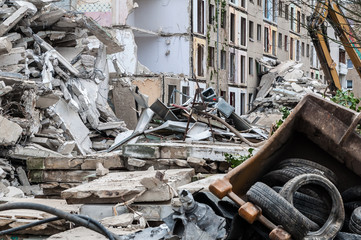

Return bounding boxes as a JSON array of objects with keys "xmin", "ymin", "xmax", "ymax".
[
  {"xmin": 36, "ymin": 91, "xmax": 62, "ymax": 108},
  {"xmin": 9, "ymin": 144, "xmax": 63, "ymax": 160},
  {"xmin": 97, "ymin": 121, "xmax": 127, "ymax": 131},
  {"xmin": 61, "ymin": 169, "xmax": 195, "ymax": 204},
  {"xmin": 0, "ymin": 115, "xmax": 22, "ymax": 145},
  {"xmin": 79, "ymin": 16, "xmax": 124, "ymax": 54},
  {"xmin": 53, "ymin": 99, "xmax": 92, "ymax": 155},
  {"xmin": 291, "ymin": 82, "xmax": 304, "ymax": 93},
  {"xmin": 0, "ymin": 36, "xmax": 12, "ymax": 54},
  {"xmin": 28, "ymin": 169, "xmax": 100, "ymax": 183},
  {"xmin": 112, "ymin": 79, "xmax": 137, "ymax": 130},
  {"xmin": 132, "ymin": 203, "xmax": 173, "ymax": 222},
  {"xmin": 80, "ymin": 204, "xmax": 128, "ymax": 221},
  {"xmin": 123, "ymin": 142, "xmax": 253, "ymax": 162},
  {"xmin": 0, "ymin": 47, "xmax": 25, "ymax": 68},
  {"xmin": 57, "ymin": 141, "xmax": 76, "ymax": 155},
  {"xmin": 27, "ymin": 153, "xmax": 124, "ymax": 170},
  {"xmin": 100, "ymin": 213, "xmax": 134, "ymax": 227},
  {"xmin": 0, "ymin": 5, "xmax": 29, "ymax": 37},
  {"xmin": 177, "ymin": 174, "xmax": 225, "ymax": 193},
  {"xmin": 0, "ymin": 81, "xmax": 12, "ymax": 96},
  {"xmin": 123, "ymin": 144, "xmax": 160, "ymax": 159}
]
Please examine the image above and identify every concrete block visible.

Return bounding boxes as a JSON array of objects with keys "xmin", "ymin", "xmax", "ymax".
[
  {"xmin": 57, "ymin": 141, "xmax": 76, "ymax": 155},
  {"xmin": 62, "ymin": 169, "xmax": 195, "ymax": 204},
  {"xmin": 5, "ymin": 186, "xmax": 24, "ymax": 198},
  {"xmin": 100, "ymin": 213, "xmax": 134, "ymax": 227},
  {"xmin": 36, "ymin": 91, "xmax": 62, "ymax": 108},
  {"xmin": 80, "ymin": 204, "xmax": 127, "ymax": 221},
  {"xmin": 123, "ymin": 144, "xmax": 160, "ymax": 159},
  {"xmin": 127, "ymin": 158, "xmax": 147, "ymax": 167},
  {"xmin": 177, "ymin": 174, "xmax": 225, "ymax": 193},
  {"xmin": 53, "ymin": 99, "xmax": 92, "ymax": 155},
  {"xmin": 0, "ymin": 116, "xmax": 22, "ymax": 145},
  {"xmin": 160, "ymin": 146, "xmax": 188, "ymax": 159}
]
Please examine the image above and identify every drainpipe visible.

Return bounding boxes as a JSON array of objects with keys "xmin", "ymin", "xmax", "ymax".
[
  {"xmin": 216, "ymin": 0, "xmax": 220, "ymax": 96},
  {"xmin": 190, "ymin": 0, "xmax": 194, "ymax": 81}
]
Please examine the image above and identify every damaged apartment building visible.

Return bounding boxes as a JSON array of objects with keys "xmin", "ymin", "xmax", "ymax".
[{"xmin": 62, "ymin": 0, "xmax": 353, "ymax": 117}]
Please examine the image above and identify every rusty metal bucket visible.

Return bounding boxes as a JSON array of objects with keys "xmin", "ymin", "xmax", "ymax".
[{"xmin": 209, "ymin": 93, "xmax": 361, "ymax": 239}]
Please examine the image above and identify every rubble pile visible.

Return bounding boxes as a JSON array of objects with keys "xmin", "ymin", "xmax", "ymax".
[
  {"xmin": 252, "ymin": 60, "xmax": 329, "ymax": 113},
  {"xmin": 0, "ymin": 1, "xmax": 126, "ymax": 161}
]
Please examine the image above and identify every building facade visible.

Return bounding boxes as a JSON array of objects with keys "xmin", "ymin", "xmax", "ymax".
[{"xmin": 64, "ymin": 0, "xmax": 349, "ymax": 115}]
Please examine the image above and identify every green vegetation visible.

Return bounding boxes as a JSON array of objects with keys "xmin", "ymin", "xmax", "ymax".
[
  {"xmin": 225, "ymin": 148, "xmax": 254, "ymax": 168},
  {"xmin": 331, "ymin": 90, "xmax": 361, "ymax": 134},
  {"xmin": 331, "ymin": 90, "xmax": 361, "ymax": 112},
  {"xmin": 272, "ymin": 106, "xmax": 291, "ymax": 134}
]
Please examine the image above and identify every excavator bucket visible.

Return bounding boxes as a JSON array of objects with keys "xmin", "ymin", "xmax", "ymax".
[{"xmin": 209, "ymin": 93, "xmax": 361, "ymax": 237}]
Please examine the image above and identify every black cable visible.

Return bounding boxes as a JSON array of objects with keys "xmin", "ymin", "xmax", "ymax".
[
  {"xmin": 0, "ymin": 216, "xmax": 61, "ymax": 235},
  {"xmin": 0, "ymin": 203, "xmax": 116, "ymax": 240},
  {"xmin": 0, "ymin": 214, "xmax": 115, "ymax": 239}
]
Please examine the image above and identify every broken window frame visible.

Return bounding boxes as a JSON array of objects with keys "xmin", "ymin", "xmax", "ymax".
[
  {"xmin": 197, "ymin": 0, "xmax": 205, "ymax": 34},
  {"xmin": 221, "ymin": 50, "xmax": 227, "ymax": 70},
  {"xmin": 278, "ymin": 32, "xmax": 282, "ymax": 48},
  {"xmin": 208, "ymin": 46, "xmax": 215, "ymax": 67},
  {"xmin": 279, "ymin": 0, "xmax": 283, "ymax": 17},
  {"xmin": 197, "ymin": 44, "xmax": 204, "ymax": 77},
  {"xmin": 240, "ymin": 17, "xmax": 247, "ymax": 46},
  {"xmin": 249, "ymin": 57, "xmax": 254, "ymax": 75},
  {"xmin": 241, "ymin": 55, "xmax": 246, "ymax": 83},
  {"xmin": 230, "ymin": 13, "xmax": 236, "ymax": 43},
  {"xmin": 272, "ymin": 30, "xmax": 276, "ymax": 55},
  {"xmin": 249, "ymin": 20, "xmax": 254, "ymax": 40},
  {"xmin": 257, "ymin": 24, "xmax": 262, "ymax": 41},
  {"xmin": 297, "ymin": 10, "xmax": 301, "ymax": 33},
  {"xmin": 209, "ymin": 4, "xmax": 215, "ymax": 24},
  {"xmin": 230, "ymin": 52, "xmax": 236, "ymax": 83},
  {"xmin": 264, "ymin": 27, "xmax": 269, "ymax": 53}
]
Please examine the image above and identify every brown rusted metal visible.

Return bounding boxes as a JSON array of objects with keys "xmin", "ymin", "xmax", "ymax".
[
  {"xmin": 338, "ymin": 112, "xmax": 361, "ymax": 146},
  {"xmin": 228, "ymin": 191, "xmax": 277, "ymax": 230},
  {"xmin": 238, "ymin": 202, "xmax": 261, "ymax": 224},
  {"xmin": 269, "ymin": 227, "xmax": 292, "ymax": 240}
]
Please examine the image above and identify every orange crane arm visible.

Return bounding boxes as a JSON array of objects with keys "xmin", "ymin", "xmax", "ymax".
[{"xmin": 308, "ymin": 0, "xmax": 341, "ymax": 90}]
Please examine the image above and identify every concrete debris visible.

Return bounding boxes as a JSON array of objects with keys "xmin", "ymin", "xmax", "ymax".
[
  {"xmin": 61, "ymin": 169, "xmax": 195, "ymax": 204},
  {"xmin": 0, "ymin": 1, "xmax": 127, "ymax": 163},
  {"xmin": 252, "ymin": 60, "xmax": 329, "ymax": 114}
]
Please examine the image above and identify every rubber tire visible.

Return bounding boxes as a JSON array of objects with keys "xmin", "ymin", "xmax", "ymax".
[
  {"xmin": 279, "ymin": 174, "xmax": 345, "ymax": 239},
  {"xmin": 345, "ymin": 202, "xmax": 361, "ymax": 213},
  {"xmin": 349, "ymin": 207, "xmax": 361, "ymax": 235},
  {"xmin": 272, "ymin": 186, "xmax": 329, "ymax": 226},
  {"xmin": 335, "ymin": 232, "xmax": 361, "ymax": 240},
  {"xmin": 274, "ymin": 158, "xmax": 338, "ymax": 185},
  {"xmin": 246, "ymin": 182, "xmax": 319, "ymax": 240},
  {"xmin": 261, "ymin": 166, "xmax": 335, "ymax": 188},
  {"xmin": 342, "ymin": 186, "xmax": 361, "ymax": 203}
]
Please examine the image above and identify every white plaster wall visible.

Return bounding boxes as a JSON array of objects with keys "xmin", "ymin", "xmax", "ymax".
[
  {"xmin": 127, "ymin": 0, "xmax": 189, "ymax": 33},
  {"xmin": 108, "ymin": 29, "xmax": 138, "ymax": 75},
  {"xmin": 135, "ymin": 36, "xmax": 190, "ymax": 75},
  {"xmin": 328, "ymin": 26, "xmax": 341, "ymax": 74}
]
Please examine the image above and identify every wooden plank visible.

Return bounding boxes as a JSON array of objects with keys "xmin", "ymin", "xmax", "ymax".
[
  {"xmin": 61, "ymin": 169, "xmax": 195, "ymax": 204},
  {"xmin": 27, "ymin": 153, "xmax": 124, "ymax": 170}
]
